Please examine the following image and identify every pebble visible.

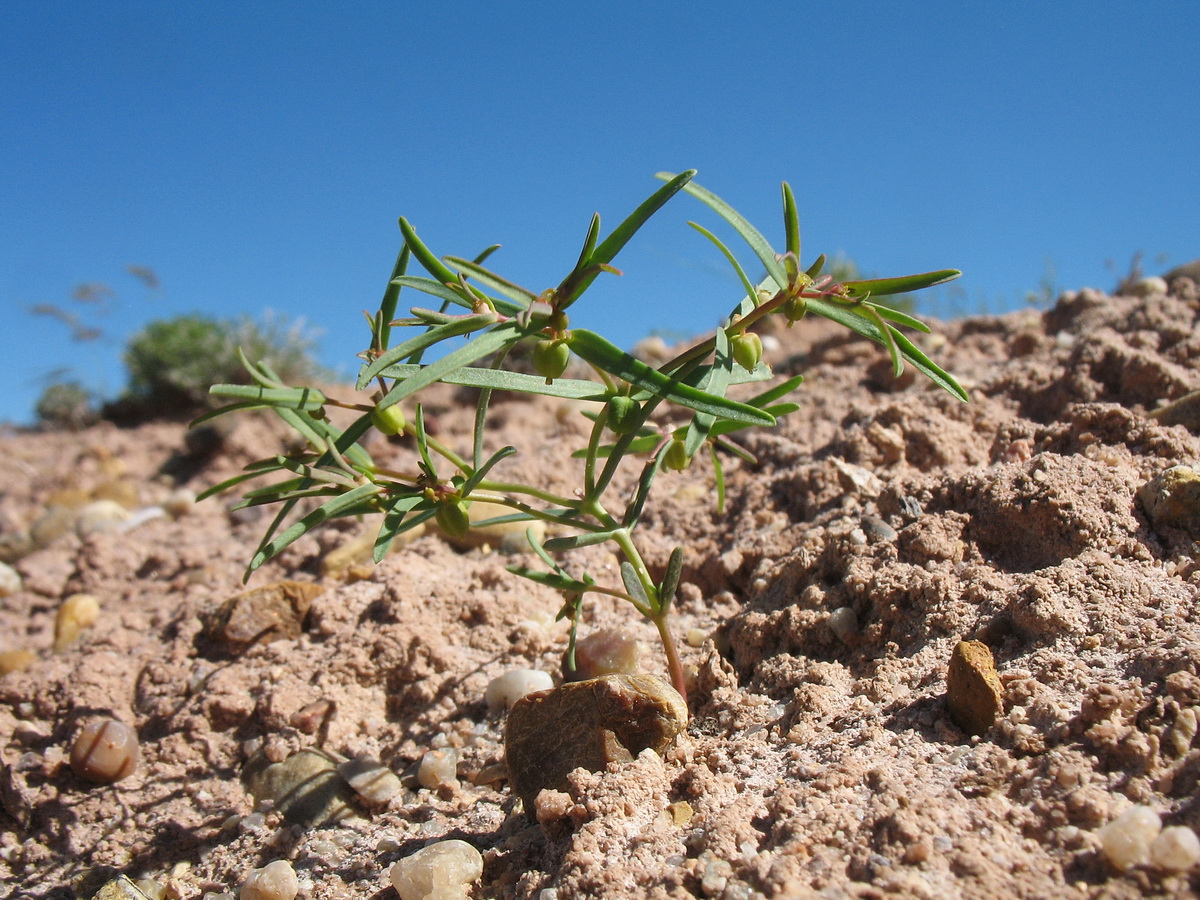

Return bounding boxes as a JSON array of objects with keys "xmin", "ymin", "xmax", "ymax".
[
  {"xmin": 1139, "ymin": 465, "xmax": 1200, "ymax": 534},
  {"xmin": 1098, "ymin": 805, "xmax": 1161, "ymax": 870},
  {"xmin": 70, "ymin": 718, "xmax": 139, "ymax": 784},
  {"xmin": 418, "ymin": 748, "xmax": 460, "ymax": 790},
  {"xmin": 30, "ymin": 505, "xmax": 79, "ymax": 548},
  {"xmin": 485, "ymin": 669, "xmax": 554, "ymax": 712},
  {"xmin": 946, "ymin": 640, "xmax": 1004, "ymax": 735},
  {"xmin": 54, "ymin": 593, "xmax": 101, "ymax": 652},
  {"xmin": 240, "ymin": 859, "xmax": 299, "ymax": 900},
  {"xmin": 242, "ymin": 748, "xmax": 356, "ymax": 826},
  {"xmin": 337, "ymin": 756, "xmax": 402, "ymax": 805},
  {"xmin": 1150, "ymin": 825, "xmax": 1200, "ymax": 872},
  {"xmin": 204, "ymin": 581, "xmax": 323, "ymax": 653},
  {"xmin": 0, "ymin": 649, "xmax": 36, "ymax": 676},
  {"xmin": 94, "ymin": 876, "xmax": 155, "ymax": 900},
  {"xmin": 1129, "ymin": 276, "xmax": 1168, "ymax": 297},
  {"xmin": 563, "ymin": 628, "xmax": 642, "ymax": 681},
  {"xmin": 505, "ymin": 673, "xmax": 688, "ymax": 810},
  {"xmin": 75, "ymin": 500, "xmax": 131, "ymax": 536},
  {"xmin": 860, "ymin": 515, "xmax": 898, "ymax": 542},
  {"xmin": 389, "ymin": 839, "xmax": 483, "ymax": 900},
  {"xmin": 827, "ymin": 607, "xmax": 858, "ymax": 643},
  {"xmin": 0, "ymin": 529, "xmax": 33, "ymax": 564},
  {"xmin": 162, "ymin": 488, "xmax": 196, "ymax": 518},
  {"xmin": 0, "ymin": 561, "xmax": 21, "ymax": 598}
]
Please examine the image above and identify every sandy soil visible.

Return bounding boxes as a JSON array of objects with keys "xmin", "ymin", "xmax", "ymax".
[{"xmin": 3, "ymin": 277, "xmax": 1200, "ymax": 899}]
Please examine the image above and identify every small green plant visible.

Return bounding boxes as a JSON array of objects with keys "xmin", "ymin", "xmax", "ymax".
[
  {"xmin": 123, "ymin": 313, "xmax": 325, "ymax": 418},
  {"xmin": 198, "ymin": 171, "xmax": 966, "ymax": 700}
]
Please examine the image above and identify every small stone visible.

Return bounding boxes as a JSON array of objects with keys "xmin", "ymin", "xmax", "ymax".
[
  {"xmin": 0, "ymin": 561, "xmax": 21, "ymax": 598},
  {"xmin": 389, "ymin": 839, "xmax": 483, "ymax": 900},
  {"xmin": 162, "ymin": 488, "xmax": 196, "ymax": 519},
  {"xmin": 240, "ymin": 859, "xmax": 299, "ymax": 900},
  {"xmin": 75, "ymin": 500, "xmax": 131, "ymax": 536},
  {"xmin": 827, "ymin": 607, "xmax": 858, "ymax": 643},
  {"xmin": 1150, "ymin": 825, "xmax": 1200, "ymax": 872},
  {"xmin": 1129, "ymin": 276, "xmax": 1168, "ymax": 297},
  {"xmin": 1098, "ymin": 805, "xmax": 1162, "ymax": 870},
  {"xmin": 204, "ymin": 581, "xmax": 322, "ymax": 653},
  {"xmin": 0, "ymin": 529, "xmax": 33, "ymax": 564},
  {"xmin": 667, "ymin": 800, "xmax": 694, "ymax": 826},
  {"xmin": 338, "ymin": 757, "xmax": 402, "ymax": 806},
  {"xmin": 288, "ymin": 699, "xmax": 333, "ymax": 734},
  {"xmin": 242, "ymin": 748, "xmax": 356, "ymax": 826},
  {"xmin": 1140, "ymin": 465, "xmax": 1200, "ymax": 534},
  {"xmin": 946, "ymin": 640, "xmax": 1004, "ymax": 735},
  {"xmin": 94, "ymin": 876, "xmax": 155, "ymax": 900},
  {"xmin": 485, "ymin": 669, "xmax": 554, "ymax": 712},
  {"xmin": 70, "ymin": 718, "xmax": 139, "ymax": 784},
  {"xmin": 54, "ymin": 593, "xmax": 101, "ymax": 652},
  {"xmin": 860, "ymin": 515, "xmax": 898, "ymax": 542},
  {"xmin": 418, "ymin": 748, "xmax": 459, "ymax": 790},
  {"xmin": 30, "ymin": 504, "xmax": 79, "ymax": 548},
  {"xmin": 504, "ymin": 673, "xmax": 688, "ymax": 811},
  {"xmin": 0, "ymin": 649, "xmax": 36, "ymax": 676},
  {"xmin": 90, "ymin": 479, "xmax": 139, "ymax": 510},
  {"xmin": 433, "ymin": 500, "xmax": 545, "ymax": 553},
  {"xmin": 563, "ymin": 628, "xmax": 643, "ymax": 681}
]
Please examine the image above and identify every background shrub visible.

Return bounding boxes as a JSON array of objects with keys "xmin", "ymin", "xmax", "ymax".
[{"xmin": 35, "ymin": 381, "xmax": 98, "ymax": 431}]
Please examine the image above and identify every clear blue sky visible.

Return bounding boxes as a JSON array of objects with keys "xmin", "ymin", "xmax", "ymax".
[{"xmin": 3, "ymin": 3, "xmax": 1197, "ymax": 425}]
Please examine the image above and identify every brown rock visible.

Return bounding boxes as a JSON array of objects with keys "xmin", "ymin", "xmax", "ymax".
[
  {"xmin": 1139, "ymin": 465, "xmax": 1200, "ymax": 534},
  {"xmin": 204, "ymin": 581, "xmax": 322, "ymax": 653},
  {"xmin": 947, "ymin": 640, "xmax": 1004, "ymax": 735},
  {"xmin": 504, "ymin": 673, "xmax": 687, "ymax": 811}
]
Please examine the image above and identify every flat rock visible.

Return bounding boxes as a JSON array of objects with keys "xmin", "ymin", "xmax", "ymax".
[
  {"xmin": 946, "ymin": 640, "xmax": 1004, "ymax": 735},
  {"xmin": 504, "ymin": 673, "xmax": 687, "ymax": 811},
  {"xmin": 204, "ymin": 580, "xmax": 322, "ymax": 653}
]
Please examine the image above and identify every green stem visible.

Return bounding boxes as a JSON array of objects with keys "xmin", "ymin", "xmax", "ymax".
[{"xmin": 652, "ymin": 612, "xmax": 688, "ymax": 704}]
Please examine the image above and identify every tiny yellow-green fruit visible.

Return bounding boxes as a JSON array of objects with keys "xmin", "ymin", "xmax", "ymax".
[
  {"xmin": 533, "ymin": 339, "xmax": 570, "ymax": 383},
  {"xmin": 606, "ymin": 395, "xmax": 641, "ymax": 434},
  {"xmin": 436, "ymin": 501, "xmax": 470, "ymax": 539},
  {"xmin": 732, "ymin": 332, "xmax": 763, "ymax": 371},
  {"xmin": 371, "ymin": 403, "xmax": 407, "ymax": 436},
  {"xmin": 782, "ymin": 295, "xmax": 807, "ymax": 325},
  {"xmin": 663, "ymin": 437, "xmax": 691, "ymax": 472}
]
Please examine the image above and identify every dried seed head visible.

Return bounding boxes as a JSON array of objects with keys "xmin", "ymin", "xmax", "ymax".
[{"xmin": 70, "ymin": 718, "xmax": 139, "ymax": 784}]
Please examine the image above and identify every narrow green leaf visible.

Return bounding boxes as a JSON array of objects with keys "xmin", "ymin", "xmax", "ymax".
[
  {"xmin": 622, "ymin": 450, "xmax": 664, "ymax": 529},
  {"xmin": 378, "ymin": 320, "xmax": 525, "ymax": 408},
  {"xmin": 357, "ymin": 312, "xmax": 500, "ymax": 390},
  {"xmin": 248, "ymin": 483, "xmax": 383, "ymax": 573},
  {"xmin": 461, "ymin": 445, "xmax": 517, "ymax": 496},
  {"xmin": 398, "ymin": 216, "xmax": 459, "ymax": 285},
  {"xmin": 659, "ymin": 547, "xmax": 684, "ymax": 613},
  {"xmin": 390, "ymin": 276, "xmax": 475, "ymax": 311},
  {"xmin": 870, "ymin": 304, "xmax": 931, "ymax": 333},
  {"xmin": 711, "ymin": 445, "xmax": 726, "ymax": 514},
  {"xmin": 472, "ymin": 244, "xmax": 501, "ymax": 265},
  {"xmin": 377, "ymin": 243, "xmax": 410, "ymax": 353},
  {"xmin": 747, "ymin": 374, "xmax": 805, "ymax": 408},
  {"xmin": 374, "ymin": 495, "xmax": 431, "ymax": 563},
  {"xmin": 861, "ymin": 304, "xmax": 904, "ymax": 378},
  {"xmin": 414, "ymin": 404, "xmax": 435, "ymax": 477},
  {"xmin": 571, "ymin": 434, "xmax": 661, "ymax": 459},
  {"xmin": 372, "ymin": 363, "xmax": 610, "ymax": 402},
  {"xmin": 507, "ymin": 566, "xmax": 593, "ymax": 594},
  {"xmin": 709, "ymin": 401, "xmax": 800, "ymax": 437},
  {"xmin": 688, "ymin": 221, "xmax": 757, "ymax": 315},
  {"xmin": 196, "ymin": 466, "xmax": 285, "ymax": 502},
  {"xmin": 807, "ymin": 296, "xmax": 969, "ymax": 401},
  {"xmin": 621, "ymin": 561, "xmax": 651, "ymax": 607},
  {"xmin": 542, "ymin": 529, "xmax": 619, "ymax": 552},
  {"xmin": 208, "ymin": 384, "xmax": 327, "ymax": 410},
  {"xmin": 782, "ymin": 182, "xmax": 800, "ymax": 261},
  {"xmin": 805, "ymin": 253, "xmax": 826, "ymax": 278},
  {"xmin": 192, "ymin": 400, "xmax": 268, "ymax": 426},
  {"xmin": 568, "ymin": 329, "xmax": 775, "ymax": 426},
  {"xmin": 573, "ymin": 212, "xmax": 602, "ymax": 272},
  {"xmin": 657, "ymin": 173, "xmax": 786, "ymax": 287},
  {"xmin": 443, "ymin": 256, "xmax": 533, "ymax": 313},
  {"xmin": 842, "ymin": 269, "xmax": 961, "ymax": 298}
]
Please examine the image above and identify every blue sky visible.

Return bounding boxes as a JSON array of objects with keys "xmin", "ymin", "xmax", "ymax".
[{"xmin": 3, "ymin": 3, "xmax": 1197, "ymax": 425}]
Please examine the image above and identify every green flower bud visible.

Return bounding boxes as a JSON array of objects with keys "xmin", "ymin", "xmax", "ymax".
[
  {"xmin": 436, "ymin": 500, "xmax": 470, "ymax": 539},
  {"xmin": 663, "ymin": 437, "xmax": 691, "ymax": 472},
  {"xmin": 782, "ymin": 295, "xmax": 807, "ymax": 326},
  {"xmin": 533, "ymin": 339, "xmax": 570, "ymax": 383},
  {"xmin": 731, "ymin": 332, "xmax": 763, "ymax": 371},
  {"xmin": 371, "ymin": 403, "xmax": 407, "ymax": 436},
  {"xmin": 606, "ymin": 395, "xmax": 641, "ymax": 434}
]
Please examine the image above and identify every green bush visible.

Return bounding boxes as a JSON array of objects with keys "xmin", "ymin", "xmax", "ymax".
[
  {"xmin": 35, "ymin": 381, "xmax": 98, "ymax": 431},
  {"xmin": 119, "ymin": 313, "xmax": 325, "ymax": 419}
]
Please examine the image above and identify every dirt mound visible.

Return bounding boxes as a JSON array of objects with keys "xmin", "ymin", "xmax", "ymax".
[{"xmin": 3, "ymin": 280, "xmax": 1200, "ymax": 898}]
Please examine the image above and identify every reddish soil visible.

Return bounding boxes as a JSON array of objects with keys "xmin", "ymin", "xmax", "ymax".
[{"xmin": 4, "ymin": 278, "xmax": 1200, "ymax": 899}]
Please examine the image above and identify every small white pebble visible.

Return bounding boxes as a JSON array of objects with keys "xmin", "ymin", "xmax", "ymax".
[
  {"xmin": 338, "ymin": 757, "xmax": 402, "ymax": 805},
  {"xmin": 685, "ymin": 628, "xmax": 709, "ymax": 648},
  {"xmin": 1151, "ymin": 826, "xmax": 1200, "ymax": 872},
  {"xmin": 240, "ymin": 859, "xmax": 298, "ymax": 900},
  {"xmin": 417, "ymin": 748, "xmax": 459, "ymax": 790},
  {"xmin": 0, "ymin": 562, "xmax": 21, "ymax": 598},
  {"xmin": 1098, "ymin": 805, "xmax": 1162, "ymax": 870},
  {"xmin": 485, "ymin": 669, "xmax": 553, "ymax": 712},
  {"xmin": 390, "ymin": 839, "xmax": 483, "ymax": 900}
]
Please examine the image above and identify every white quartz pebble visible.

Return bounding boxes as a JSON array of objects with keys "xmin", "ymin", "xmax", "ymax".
[
  {"xmin": 417, "ymin": 748, "xmax": 459, "ymax": 790},
  {"xmin": 485, "ymin": 668, "xmax": 553, "ymax": 712},
  {"xmin": 1151, "ymin": 825, "xmax": 1200, "ymax": 872},
  {"xmin": 240, "ymin": 859, "xmax": 298, "ymax": 900},
  {"xmin": 1098, "ymin": 805, "xmax": 1162, "ymax": 870},
  {"xmin": 390, "ymin": 839, "xmax": 483, "ymax": 900}
]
